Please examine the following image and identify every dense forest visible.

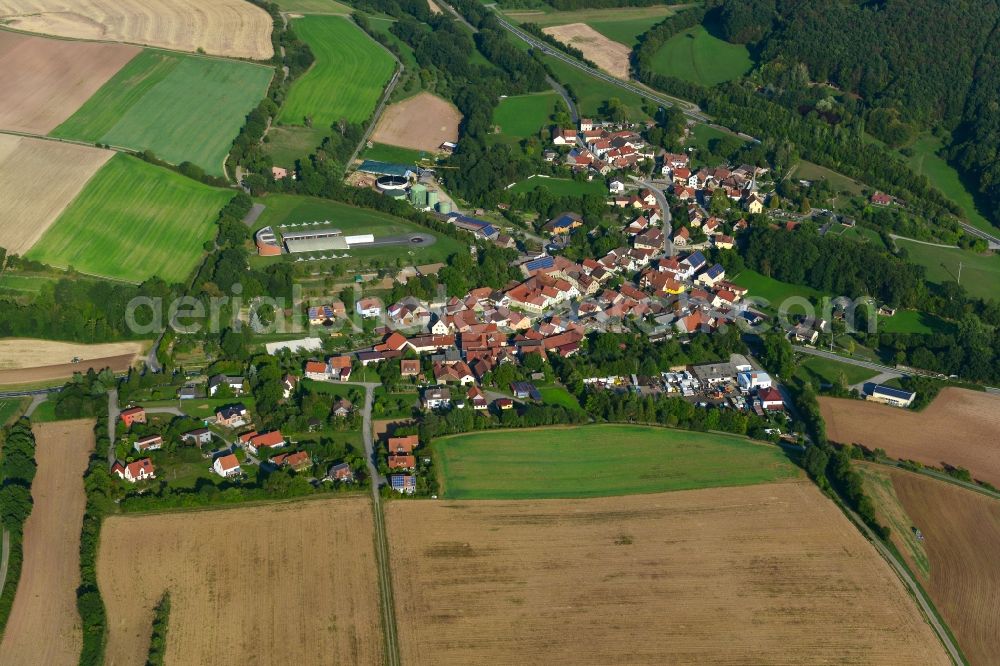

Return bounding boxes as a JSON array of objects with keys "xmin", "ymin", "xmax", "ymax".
[{"xmin": 712, "ymin": 0, "xmax": 1000, "ymax": 226}]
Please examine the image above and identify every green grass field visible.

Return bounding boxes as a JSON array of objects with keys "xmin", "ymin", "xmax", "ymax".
[
  {"xmin": 509, "ymin": 176, "xmax": 607, "ymax": 197},
  {"xmin": 278, "ymin": 16, "xmax": 395, "ymax": 127},
  {"xmin": 544, "ymin": 55, "xmax": 650, "ymax": 120},
  {"xmin": 250, "ymin": 194, "xmax": 464, "ymax": 266},
  {"xmin": 0, "ymin": 398, "xmax": 26, "ymax": 425},
  {"xmin": 731, "ymin": 270, "xmax": 828, "ymax": 309},
  {"xmin": 263, "ymin": 126, "xmax": 327, "ymax": 168},
  {"xmin": 279, "ymin": 0, "xmax": 352, "ymax": 12},
  {"xmin": 361, "ymin": 142, "xmax": 429, "ymax": 165},
  {"xmin": 538, "ymin": 386, "xmax": 585, "ymax": 412},
  {"xmin": 648, "ymin": 25, "xmax": 752, "ymax": 87},
  {"xmin": 793, "ymin": 356, "xmax": 876, "ymax": 388},
  {"xmin": 51, "ymin": 50, "xmax": 272, "ymax": 176},
  {"xmin": 894, "ymin": 238, "xmax": 1000, "ymax": 302},
  {"xmin": 493, "ymin": 91, "xmax": 563, "ymax": 140},
  {"xmin": 434, "ymin": 424, "xmax": 799, "ymax": 499},
  {"xmin": 27, "ymin": 155, "xmax": 230, "ymax": 283},
  {"xmin": 876, "ymin": 309, "xmax": 954, "ymax": 335},
  {"xmin": 792, "ymin": 160, "xmax": 864, "ymax": 196},
  {"xmin": 904, "ymin": 134, "xmax": 994, "ymax": 234}
]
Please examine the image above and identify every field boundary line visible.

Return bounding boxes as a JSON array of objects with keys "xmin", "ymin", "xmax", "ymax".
[
  {"xmin": 0, "ymin": 530, "xmax": 9, "ymax": 601},
  {"xmin": 830, "ymin": 492, "xmax": 965, "ymax": 665},
  {"xmin": 0, "ymin": 25, "xmax": 275, "ymax": 69},
  {"xmin": 871, "ymin": 458, "xmax": 1000, "ymax": 502}
]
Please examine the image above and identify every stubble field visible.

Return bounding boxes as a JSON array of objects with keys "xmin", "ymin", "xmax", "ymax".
[
  {"xmin": 543, "ymin": 23, "xmax": 631, "ymax": 78},
  {"xmin": 0, "ymin": 420, "xmax": 94, "ymax": 665},
  {"xmin": 0, "ymin": 31, "xmax": 138, "ymax": 134},
  {"xmin": 0, "ymin": 339, "xmax": 145, "ymax": 370},
  {"xmin": 371, "ymin": 92, "xmax": 461, "ymax": 153},
  {"xmin": 98, "ymin": 497, "xmax": 383, "ymax": 666},
  {"xmin": 0, "ymin": 0, "xmax": 273, "ymax": 59},
  {"xmin": 886, "ymin": 468, "xmax": 1000, "ymax": 666},
  {"xmin": 386, "ymin": 482, "xmax": 947, "ymax": 665},
  {"xmin": 0, "ymin": 134, "xmax": 112, "ymax": 256},
  {"xmin": 820, "ymin": 388, "xmax": 1000, "ymax": 486}
]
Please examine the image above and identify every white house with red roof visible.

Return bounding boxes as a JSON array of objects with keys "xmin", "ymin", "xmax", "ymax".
[
  {"xmin": 112, "ymin": 458, "xmax": 156, "ymax": 483},
  {"xmin": 213, "ymin": 453, "xmax": 242, "ymax": 477}
]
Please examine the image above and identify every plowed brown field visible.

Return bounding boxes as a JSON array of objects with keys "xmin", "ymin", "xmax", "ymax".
[
  {"xmin": 0, "ymin": 31, "xmax": 138, "ymax": 134},
  {"xmin": 371, "ymin": 92, "xmax": 461, "ymax": 152},
  {"xmin": 820, "ymin": 388, "xmax": 1000, "ymax": 486},
  {"xmin": 98, "ymin": 497, "xmax": 383, "ymax": 666},
  {"xmin": 386, "ymin": 482, "xmax": 948, "ymax": 665},
  {"xmin": 543, "ymin": 23, "xmax": 631, "ymax": 78},
  {"xmin": 885, "ymin": 468, "xmax": 1000, "ymax": 666},
  {"xmin": 0, "ymin": 420, "xmax": 94, "ymax": 666},
  {"xmin": 0, "ymin": 135, "xmax": 111, "ymax": 255},
  {"xmin": 0, "ymin": 0, "xmax": 273, "ymax": 59}
]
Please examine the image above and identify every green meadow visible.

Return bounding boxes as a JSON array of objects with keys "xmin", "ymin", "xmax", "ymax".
[
  {"xmin": 648, "ymin": 25, "xmax": 752, "ymax": 86},
  {"xmin": 51, "ymin": 50, "xmax": 272, "ymax": 175},
  {"xmin": 904, "ymin": 134, "xmax": 995, "ymax": 234},
  {"xmin": 279, "ymin": 15, "xmax": 396, "ymax": 127},
  {"xmin": 894, "ymin": 237, "xmax": 1000, "ymax": 302},
  {"xmin": 434, "ymin": 424, "xmax": 799, "ymax": 499},
  {"xmin": 509, "ymin": 176, "xmax": 607, "ymax": 197},
  {"xmin": 544, "ymin": 55, "xmax": 649, "ymax": 119},
  {"xmin": 27, "ymin": 155, "xmax": 230, "ymax": 283},
  {"xmin": 493, "ymin": 91, "xmax": 564, "ymax": 140}
]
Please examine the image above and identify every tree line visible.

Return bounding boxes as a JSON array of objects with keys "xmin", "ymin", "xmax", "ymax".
[{"xmin": 0, "ymin": 421, "xmax": 37, "ymax": 636}]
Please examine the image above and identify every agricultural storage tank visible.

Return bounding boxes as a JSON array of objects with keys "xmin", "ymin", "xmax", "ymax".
[
  {"xmin": 426, "ymin": 190, "xmax": 439, "ymax": 209},
  {"xmin": 436, "ymin": 201, "xmax": 452, "ymax": 215},
  {"xmin": 376, "ymin": 174, "xmax": 409, "ymax": 196},
  {"xmin": 410, "ymin": 183, "xmax": 428, "ymax": 207}
]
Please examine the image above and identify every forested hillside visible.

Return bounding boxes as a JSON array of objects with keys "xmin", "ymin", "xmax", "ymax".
[{"xmin": 713, "ymin": 0, "xmax": 1000, "ymax": 226}]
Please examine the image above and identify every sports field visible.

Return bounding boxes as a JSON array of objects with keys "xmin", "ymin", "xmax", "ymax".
[
  {"xmin": 387, "ymin": 482, "xmax": 948, "ymax": 665},
  {"xmin": 98, "ymin": 498, "xmax": 382, "ymax": 665},
  {"xmin": 648, "ymin": 25, "xmax": 752, "ymax": 86},
  {"xmin": 278, "ymin": 15, "xmax": 395, "ymax": 127},
  {"xmin": 27, "ymin": 154, "xmax": 231, "ymax": 283},
  {"xmin": 52, "ymin": 50, "xmax": 272, "ymax": 175},
  {"xmin": 509, "ymin": 176, "xmax": 607, "ymax": 197},
  {"xmin": 433, "ymin": 424, "xmax": 799, "ymax": 499},
  {"xmin": 493, "ymin": 91, "xmax": 563, "ymax": 140},
  {"xmin": 894, "ymin": 237, "xmax": 1000, "ymax": 302},
  {"xmin": 250, "ymin": 194, "xmax": 464, "ymax": 265}
]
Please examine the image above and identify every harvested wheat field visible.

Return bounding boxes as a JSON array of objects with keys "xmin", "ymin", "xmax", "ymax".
[
  {"xmin": 0, "ymin": 339, "xmax": 145, "ymax": 370},
  {"xmin": 821, "ymin": 388, "xmax": 1000, "ymax": 486},
  {"xmin": 0, "ymin": 0, "xmax": 273, "ymax": 59},
  {"xmin": 386, "ymin": 482, "xmax": 948, "ymax": 665},
  {"xmin": 0, "ymin": 135, "xmax": 111, "ymax": 255},
  {"xmin": 0, "ymin": 354, "xmax": 137, "ymax": 386},
  {"xmin": 0, "ymin": 420, "xmax": 94, "ymax": 665},
  {"xmin": 98, "ymin": 497, "xmax": 382, "ymax": 666},
  {"xmin": 543, "ymin": 23, "xmax": 631, "ymax": 78},
  {"xmin": 0, "ymin": 31, "xmax": 138, "ymax": 134},
  {"xmin": 868, "ymin": 466, "xmax": 1000, "ymax": 666},
  {"xmin": 371, "ymin": 92, "xmax": 461, "ymax": 153}
]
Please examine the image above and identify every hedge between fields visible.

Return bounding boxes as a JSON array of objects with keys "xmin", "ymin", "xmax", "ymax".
[{"xmin": 0, "ymin": 420, "xmax": 36, "ymax": 640}]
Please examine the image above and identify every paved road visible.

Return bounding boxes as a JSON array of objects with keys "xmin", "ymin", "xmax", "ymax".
[
  {"xmin": 634, "ymin": 177, "xmax": 674, "ymax": 257},
  {"xmin": 24, "ymin": 394, "xmax": 47, "ymax": 417},
  {"xmin": 546, "ymin": 75, "xmax": 579, "ymax": 125},
  {"xmin": 959, "ymin": 221, "xmax": 1000, "ymax": 249},
  {"xmin": 487, "ymin": 11, "xmax": 710, "ymax": 124}
]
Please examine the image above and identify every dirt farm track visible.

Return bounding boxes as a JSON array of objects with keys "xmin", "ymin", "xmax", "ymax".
[
  {"xmin": 820, "ymin": 388, "xmax": 1000, "ymax": 487},
  {"xmin": 886, "ymin": 468, "xmax": 1000, "ymax": 666},
  {"xmin": 0, "ymin": 0, "xmax": 273, "ymax": 59},
  {"xmin": 0, "ymin": 420, "xmax": 94, "ymax": 666},
  {"xmin": 386, "ymin": 482, "xmax": 948, "ymax": 665},
  {"xmin": 371, "ymin": 92, "xmax": 461, "ymax": 153},
  {"xmin": 98, "ymin": 497, "xmax": 383, "ymax": 665}
]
